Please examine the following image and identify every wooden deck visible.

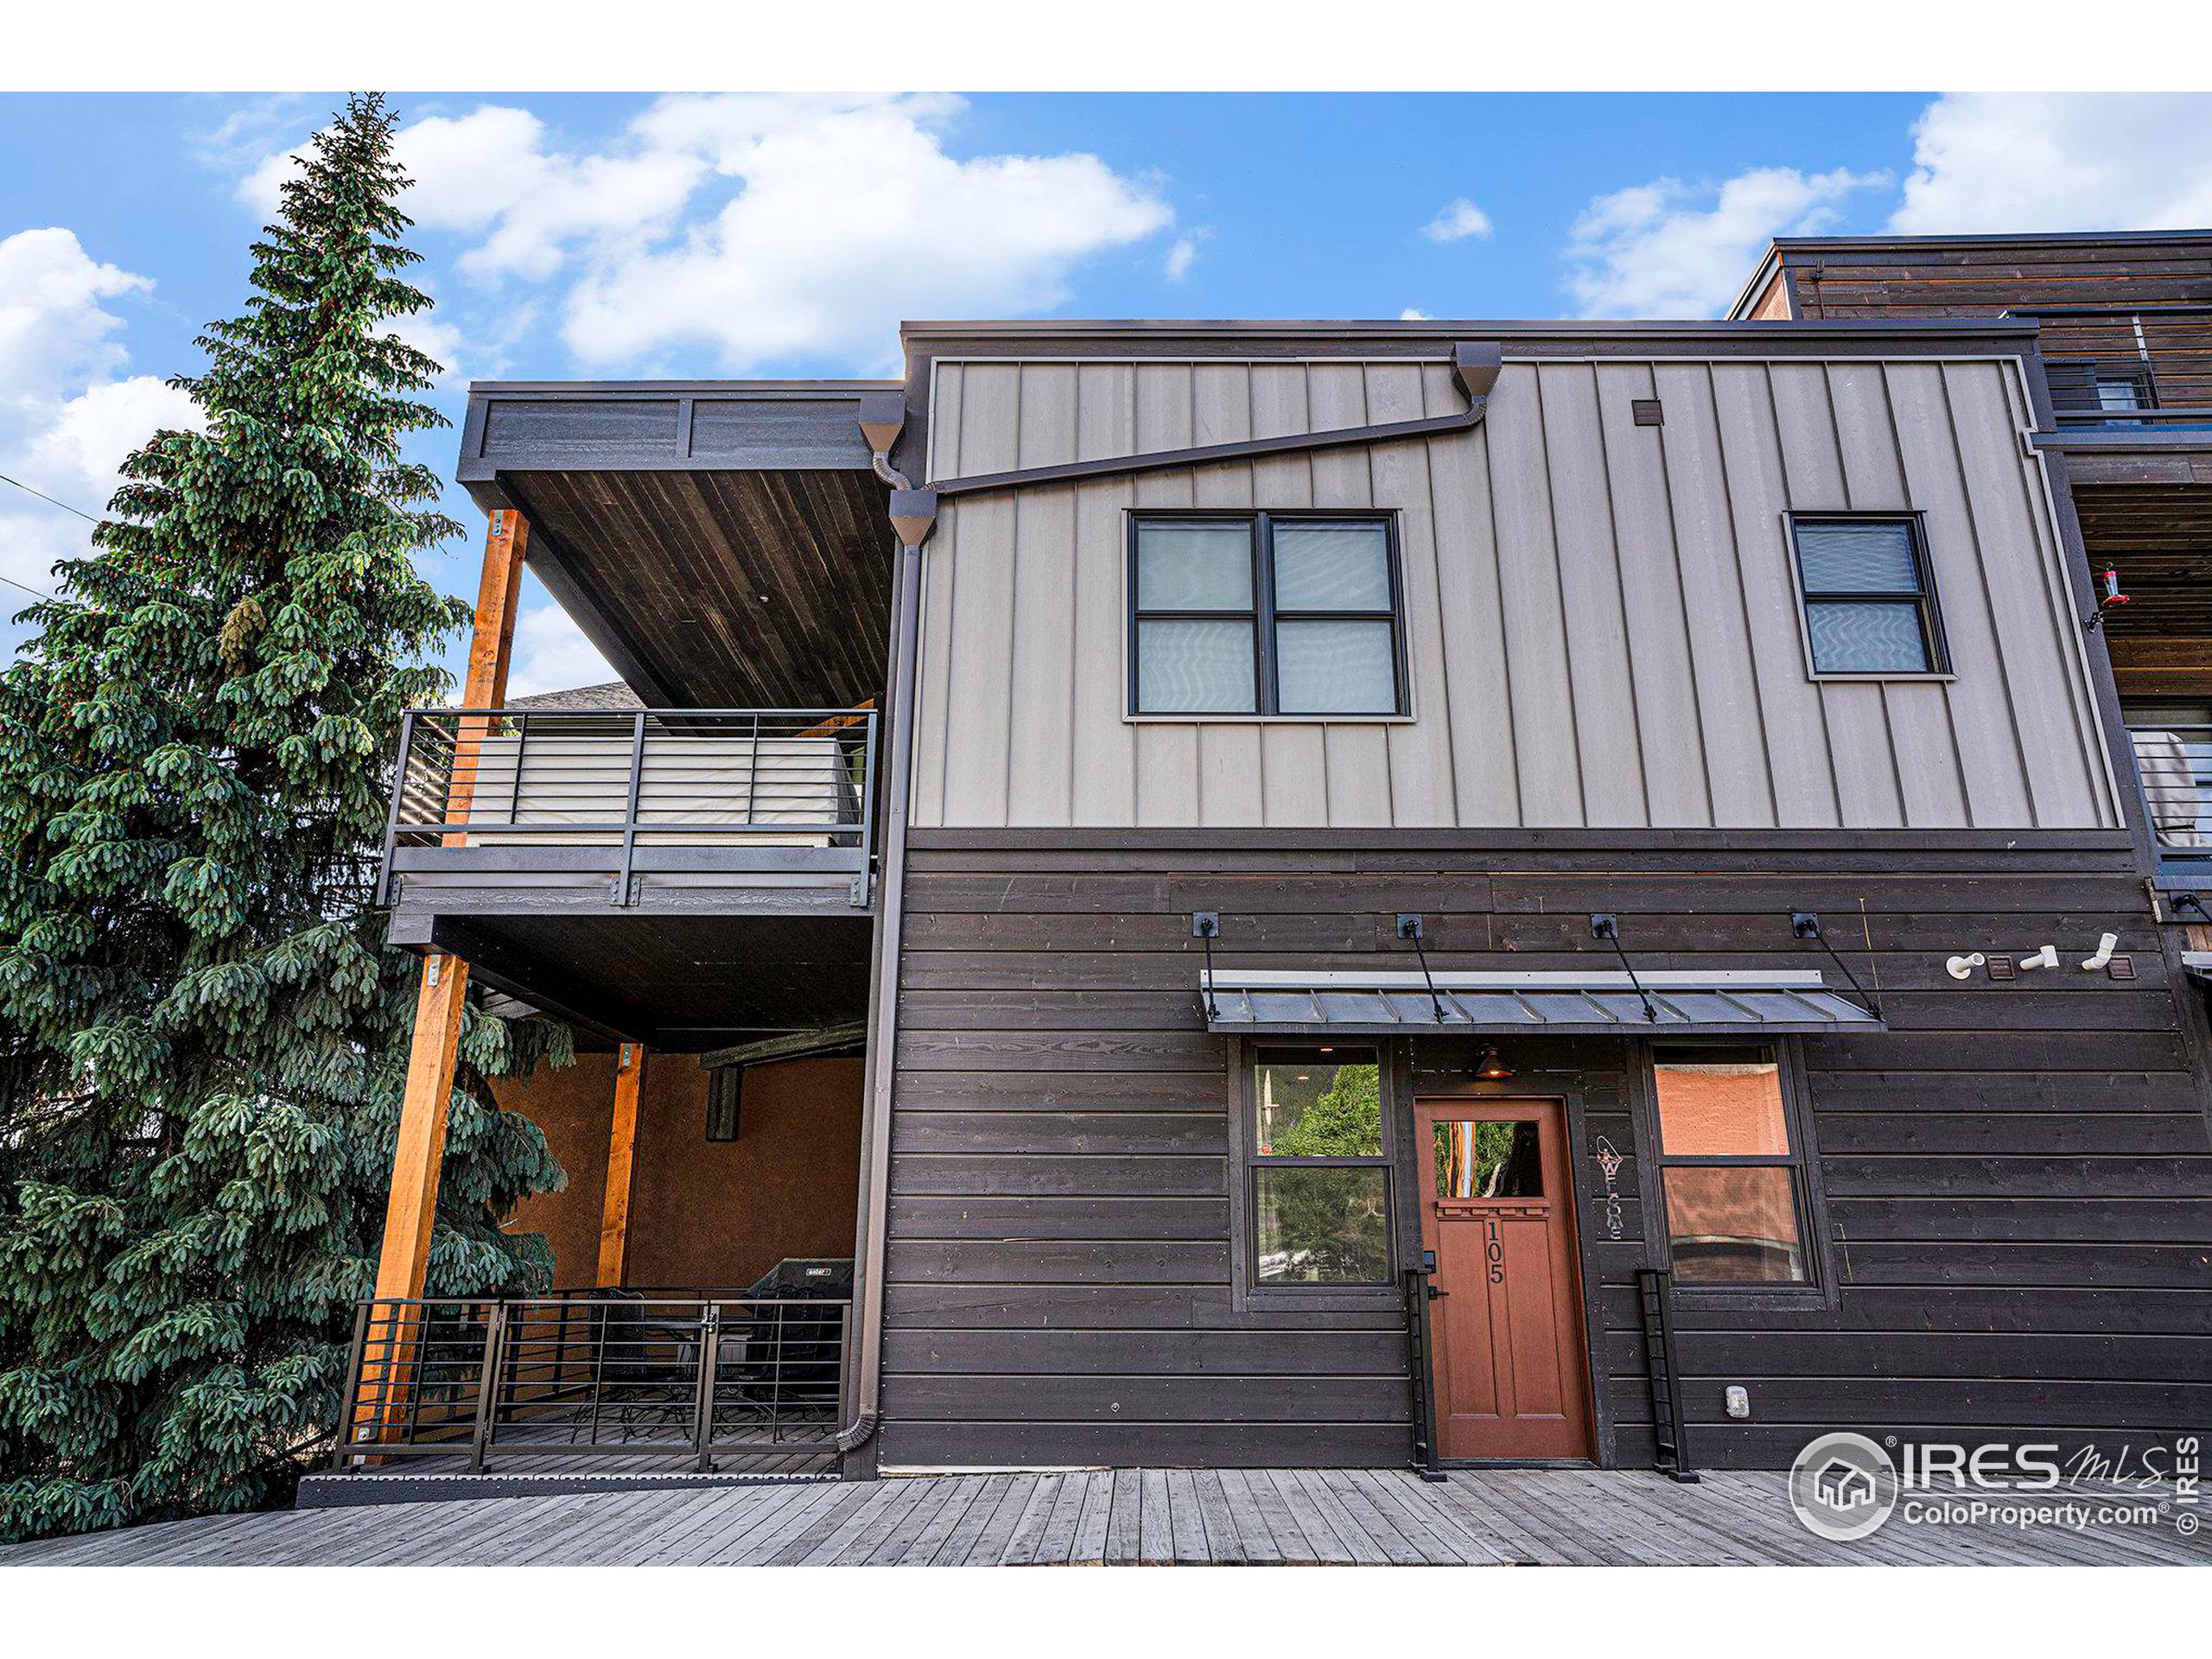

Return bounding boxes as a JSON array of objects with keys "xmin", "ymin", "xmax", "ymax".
[{"xmin": 5, "ymin": 1469, "xmax": 2204, "ymax": 1566}]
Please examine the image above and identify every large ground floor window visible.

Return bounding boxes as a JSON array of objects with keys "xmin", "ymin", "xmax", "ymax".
[
  {"xmin": 1243, "ymin": 1044, "xmax": 1394, "ymax": 1287},
  {"xmin": 1649, "ymin": 1044, "xmax": 1817, "ymax": 1287}
]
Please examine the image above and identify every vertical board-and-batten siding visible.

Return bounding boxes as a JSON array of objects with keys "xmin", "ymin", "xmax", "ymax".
[{"xmin": 909, "ymin": 356, "xmax": 2121, "ymax": 833}]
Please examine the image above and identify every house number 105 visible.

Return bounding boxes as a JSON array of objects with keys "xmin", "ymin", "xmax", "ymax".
[{"xmin": 1484, "ymin": 1218, "xmax": 1505, "ymax": 1284}]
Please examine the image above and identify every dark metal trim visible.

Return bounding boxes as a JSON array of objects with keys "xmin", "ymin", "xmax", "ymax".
[
  {"xmin": 903, "ymin": 824, "xmax": 2139, "ymax": 853},
  {"xmin": 467, "ymin": 378, "xmax": 903, "ymax": 395},
  {"xmin": 937, "ymin": 404, "xmax": 1489, "ymax": 498},
  {"xmin": 904, "ymin": 317, "xmax": 2042, "ymax": 345}
]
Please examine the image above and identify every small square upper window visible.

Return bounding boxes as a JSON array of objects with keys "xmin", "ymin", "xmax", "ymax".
[{"xmin": 1789, "ymin": 517, "xmax": 1948, "ymax": 677}]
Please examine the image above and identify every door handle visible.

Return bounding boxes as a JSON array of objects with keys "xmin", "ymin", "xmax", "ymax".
[{"xmin": 1426, "ymin": 1285, "xmax": 1449, "ymax": 1300}]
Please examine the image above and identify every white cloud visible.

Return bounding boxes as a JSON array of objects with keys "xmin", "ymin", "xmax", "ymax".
[
  {"xmin": 246, "ymin": 93, "xmax": 1175, "ymax": 375},
  {"xmin": 0, "ymin": 228, "xmax": 200, "ymax": 632},
  {"xmin": 1564, "ymin": 166, "xmax": 1891, "ymax": 317},
  {"xmin": 387, "ymin": 306, "xmax": 470, "ymax": 389},
  {"xmin": 1892, "ymin": 92, "xmax": 2212, "ymax": 233},
  {"xmin": 504, "ymin": 601, "xmax": 615, "ymax": 698},
  {"xmin": 1165, "ymin": 233, "xmax": 1205, "ymax": 282},
  {"xmin": 1399, "ymin": 308, "xmax": 1433, "ymax": 321},
  {"xmin": 1422, "ymin": 198, "xmax": 1494, "ymax": 243}
]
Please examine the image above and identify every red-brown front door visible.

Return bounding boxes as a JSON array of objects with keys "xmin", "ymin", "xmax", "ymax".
[{"xmin": 1415, "ymin": 1099, "xmax": 1594, "ymax": 1461}]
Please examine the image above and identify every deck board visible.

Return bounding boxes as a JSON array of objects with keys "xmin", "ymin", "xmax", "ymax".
[{"xmin": 6, "ymin": 1469, "xmax": 2201, "ymax": 1567}]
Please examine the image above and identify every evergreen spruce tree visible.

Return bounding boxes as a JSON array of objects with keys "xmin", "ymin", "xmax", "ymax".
[{"xmin": 0, "ymin": 93, "xmax": 567, "ymax": 1543}]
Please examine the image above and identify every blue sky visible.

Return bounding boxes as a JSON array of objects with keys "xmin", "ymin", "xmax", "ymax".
[{"xmin": 3, "ymin": 90, "xmax": 2204, "ymax": 687}]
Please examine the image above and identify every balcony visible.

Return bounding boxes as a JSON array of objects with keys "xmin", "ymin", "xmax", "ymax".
[
  {"xmin": 379, "ymin": 707, "xmax": 880, "ymax": 1047},
  {"xmin": 382, "ymin": 705, "xmax": 877, "ymax": 911},
  {"xmin": 2128, "ymin": 720, "xmax": 2212, "ymax": 888}
]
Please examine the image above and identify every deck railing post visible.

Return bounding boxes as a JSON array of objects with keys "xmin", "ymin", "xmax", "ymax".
[
  {"xmin": 742, "ymin": 712, "xmax": 761, "ymax": 830},
  {"xmin": 378, "ymin": 713, "xmax": 414, "ymax": 906},
  {"xmin": 691, "ymin": 1303, "xmax": 721, "ymax": 1472},
  {"xmin": 334, "ymin": 1299, "xmax": 372, "ymax": 1469},
  {"xmin": 614, "ymin": 710, "xmax": 647, "ymax": 906},
  {"xmin": 468, "ymin": 1300, "xmax": 508, "ymax": 1473},
  {"xmin": 855, "ymin": 709, "xmax": 879, "ymax": 904}
]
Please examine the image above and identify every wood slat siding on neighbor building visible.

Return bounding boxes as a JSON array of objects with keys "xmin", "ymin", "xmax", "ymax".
[
  {"xmin": 876, "ymin": 835, "xmax": 2212, "ymax": 1472},
  {"xmin": 1758, "ymin": 235, "xmax": 2212, "ymax": 330},
  {"xmin": 911, "ymin": 357, "xmax": 2120, "ymax": 833}
]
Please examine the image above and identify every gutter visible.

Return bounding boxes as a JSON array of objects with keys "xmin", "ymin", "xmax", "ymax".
[{"xmin": 837, "ymin": 395, "xmax": 937, "ymax": 1456}]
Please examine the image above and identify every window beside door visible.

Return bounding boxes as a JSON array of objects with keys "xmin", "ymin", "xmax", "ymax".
[
  {"xmin": 1128, "ymin": 514, "xmax": 1408, "ymax": 717},
  {"xmin": 1649, "ymin": 1045, "xmax": 1819, "ymax": 1287},
  {"xmin": 1242, "ymin": 1045, "xmax": 1394, "ymax": 1287}
]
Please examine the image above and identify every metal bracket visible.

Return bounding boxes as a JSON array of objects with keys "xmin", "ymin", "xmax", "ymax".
[
  {"xmin": 1397, "ymin": 915, "xmax": 1449, "ymax": 1022},
  {"xmin": 1590, "ymin": 914, "xmax": 1660, "ymax": 1023},
  {"xmin": 1790, "ymin": 910, "xmax": 1882, "ymax": 1019},
  {"xmin": 1192, "ymin": 913, "xmax": 1220, "ymax": 1020},
  {"xmin": 850, "ymin": 873, "xmax": 873, "ymax": 907},
  {"xmin": 2159, "ymin": 888, "xmax": 2210, "ymax": 927}
]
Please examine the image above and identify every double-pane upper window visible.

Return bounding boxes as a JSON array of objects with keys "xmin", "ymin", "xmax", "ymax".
[
  {"xmin": 1790, "ymin": 516, "xmax": 1947, "ymax": 677},
  {"xmin": 1131, "ymin": 515, "xmax": 1405, "ymax": 715}
]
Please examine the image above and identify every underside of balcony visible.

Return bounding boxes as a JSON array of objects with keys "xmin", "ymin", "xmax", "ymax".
[
  {"xmin": 389, "ymin": 907, "xmax": 872, "ymax": 1051},
  {"xmin": 455, "ymin": 379, "xmax": 903, "ymax": 711}
]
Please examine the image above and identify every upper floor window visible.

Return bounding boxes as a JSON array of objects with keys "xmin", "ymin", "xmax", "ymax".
[
  {"xmin": 1789, "ymin": 516, "xmax": 1948, "ymax": 678},
  {"xmin": 1128, "ymin": 514, "xmax": 1407, "ymax": 716}
]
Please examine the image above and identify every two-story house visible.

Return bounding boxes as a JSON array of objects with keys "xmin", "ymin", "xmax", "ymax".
[{"xmin": 325, "ymin": 302, "xmax": 2209, "ymax": 1503}]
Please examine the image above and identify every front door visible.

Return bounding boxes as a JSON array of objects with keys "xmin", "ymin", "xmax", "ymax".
[{"xmin": 1415, "ymin": 1098, "xmax": 1594, "ymax": 1461}]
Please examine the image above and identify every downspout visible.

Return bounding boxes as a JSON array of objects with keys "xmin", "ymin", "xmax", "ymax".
[{"xmin": 839, "ymin": 394, "xmax": 935, "ymax": 1455}]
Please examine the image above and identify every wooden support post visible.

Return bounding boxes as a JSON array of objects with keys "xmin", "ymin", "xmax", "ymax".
[
  {"xmin": 443, "ymin": 508, "xmax": 531, "ymax": 838},
  {"xmin": 597, "ymin": 1043, "xmax": 646, "ymax": 1288},
  {"xmin": 357, "ymin": 509, "xmax": 529, "ymax": 1447},
  {"xmin": 375, "ymin": 951, "xmax": 474, "ymax": 1303}
]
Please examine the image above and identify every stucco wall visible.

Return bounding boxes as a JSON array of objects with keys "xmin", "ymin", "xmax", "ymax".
[{"xmin": 498, "ymin": 1052, "xmax": 864, "ymax": 1291}]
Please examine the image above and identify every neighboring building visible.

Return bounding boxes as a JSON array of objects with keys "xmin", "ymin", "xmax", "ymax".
[{"xmin": 334, "ymin": 292, "xmax": 2210, "ymax": 1499}]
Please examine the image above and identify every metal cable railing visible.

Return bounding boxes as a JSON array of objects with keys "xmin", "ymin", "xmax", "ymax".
[
  {"xmin": 2126, "ymin": 724, "xmax": 2212, "ymax": 848},
  {"xmin": 337, "ymin": 1291, "xmax": 852, "ymax": 1472},
  {"xmin": 379, "ymin": 706, "xmax": 878, "ymax": 903}
]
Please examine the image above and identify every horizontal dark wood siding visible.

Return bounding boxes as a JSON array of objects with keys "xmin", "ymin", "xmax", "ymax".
[{"xmin": 878, "ymin": 832, "xmax": 2212, "ymax": 1471}]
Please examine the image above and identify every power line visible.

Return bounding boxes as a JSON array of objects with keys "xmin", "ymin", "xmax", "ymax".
[
  {"xmin": 0, "ymin": 470, "xmax": 97, "ymax": 603},
  {"xmin": 0, "ymin": 568, "xmax": 59, "ymax": 606},
  {"xmin": 0, "ymin": 471, "xmax": 100, "ymax": 525}
]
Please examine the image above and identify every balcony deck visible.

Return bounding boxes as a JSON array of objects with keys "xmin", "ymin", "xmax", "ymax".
[
  {"xmin": 8, "ymin": 1467, "xmax": 2202, "ymax": 1567},
  {"xmin": 378, "ymin": 708, "xmax": 879, "ymax": 1045}
]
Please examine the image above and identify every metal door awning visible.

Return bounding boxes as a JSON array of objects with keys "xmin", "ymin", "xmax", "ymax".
[{"xmin": 1199, "ymin": 969, "xmax": 1882, "ymax": 1036}]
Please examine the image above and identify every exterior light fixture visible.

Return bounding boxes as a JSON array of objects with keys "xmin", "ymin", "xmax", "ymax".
[{"xmin": 1475, "ymin": 1044, "xmax": 1513, "ymax": 1081}]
